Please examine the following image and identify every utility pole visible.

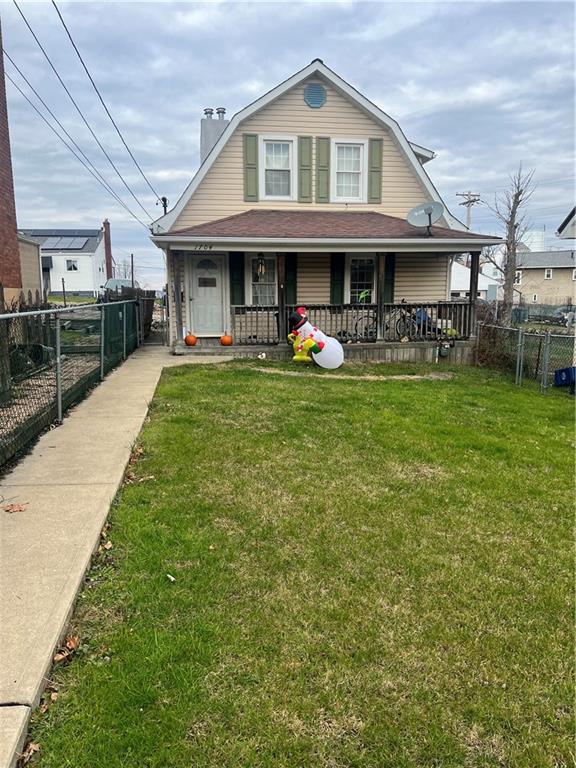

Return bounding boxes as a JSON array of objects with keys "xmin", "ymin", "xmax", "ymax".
[
  {"xmin": 456, "ymin": 191, "xmax": 481, "ymax": 229},
  {"xmin": 130, "ymin": 253, "xmax": 134, "ymax": 288}
]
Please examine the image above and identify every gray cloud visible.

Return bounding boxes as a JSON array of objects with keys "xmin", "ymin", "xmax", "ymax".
[{"xmin": 2, "ymin": 0, "xmax": 574, "ymax": 288}]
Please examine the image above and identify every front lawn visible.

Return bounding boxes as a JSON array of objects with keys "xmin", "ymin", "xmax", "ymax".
[{"xmin": 31, "ymin": 362, "xmax": 573, "ymax": 767}]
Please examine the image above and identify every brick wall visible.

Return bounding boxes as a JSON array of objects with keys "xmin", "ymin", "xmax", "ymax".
[{"xmin": 0, "ymin": 18, "xmax": 22, "ymax": 297}]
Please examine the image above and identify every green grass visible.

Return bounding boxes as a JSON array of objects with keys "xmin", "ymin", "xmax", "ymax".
[{"xmin": 30, "ymin": 362, "xmax": 574, "ymax": 768}]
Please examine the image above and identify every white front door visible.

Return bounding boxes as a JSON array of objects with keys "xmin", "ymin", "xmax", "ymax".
[{"xmin": 190, "ymin": 256, "xmax": 224, "ymax": 335}]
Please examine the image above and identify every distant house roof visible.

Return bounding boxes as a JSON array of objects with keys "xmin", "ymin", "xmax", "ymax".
[
  {"xmin": 517, "ymin": 250, "xmax": 575, "ymax": 269},
  {"xmin": 557, "ymin": 207, "xmax": 575, "ymax": 240},
  {"xmin": 19, "ymin": 229, "xmax": 102, "ymax": 254},
  {"xmin": 164, "ymin": 209, "xmax": 501, "ymax": 244}
]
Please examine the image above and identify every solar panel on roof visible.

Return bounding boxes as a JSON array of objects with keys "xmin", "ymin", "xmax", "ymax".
[
  {"xmin": 68, "ymin": 237, "xmax": 88, "ymax": 249},
  {"xmin": 42, "ymin": 236, "xmax": 62, "ymax": 249}
]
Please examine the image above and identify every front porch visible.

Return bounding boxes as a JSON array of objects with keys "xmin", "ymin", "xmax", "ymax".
[
  {"xmin": 229, "ymin": 300, "xmax": 473, "ymax": 345},
  {"xmin": 155, "ymin": 209, "xmax": 502, "ymax": 354}
]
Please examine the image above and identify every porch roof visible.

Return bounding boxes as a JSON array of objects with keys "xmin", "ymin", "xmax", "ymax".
[{"xmin": 153, "ymin": 210, "xmax": 503, "ymax": 252}]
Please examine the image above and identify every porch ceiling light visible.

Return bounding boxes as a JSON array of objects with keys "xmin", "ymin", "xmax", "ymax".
[{"xmin": 257, "ymin": 253, "xmax": 266, "ymax": 276}]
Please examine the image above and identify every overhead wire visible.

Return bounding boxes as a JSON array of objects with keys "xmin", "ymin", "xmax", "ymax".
[
  {"xmin": 12, "ymin": 0, "xmax": 153, "ymax": 221},
  {"xmin": 3, "ymin": 48, "xmax": 147, "ymax": 225},
  {"xmin": 50, "ymin": 0, "xmax": 161, "ymax": 203},
  {"xmin": 5, "ymin": 70, "xmax": 149, "ymax": 230}
]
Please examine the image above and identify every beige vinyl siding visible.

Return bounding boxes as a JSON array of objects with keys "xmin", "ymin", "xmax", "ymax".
[
  {"xmin": 394, "ymin": 253, "xmax": 450, "ymax": 302},
  {"xmin": 172, "ymin": 78, "xmax": 434, "ymax": 231},
  {"xmin": 296, "ymin": 253, "xmax": 331, "ymax": 303},
  {"xmin": 516, "ymin": 268, "xmax": 576, "ymax": 305},
  {"xmin": 18, "ymin": 238, "xmax": 42, "ymax": 297}
]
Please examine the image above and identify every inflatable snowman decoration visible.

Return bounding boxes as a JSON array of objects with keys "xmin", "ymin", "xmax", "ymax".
[{"xmin": 288, "ymin": 307, "xmax": 344, "ymax": 370}]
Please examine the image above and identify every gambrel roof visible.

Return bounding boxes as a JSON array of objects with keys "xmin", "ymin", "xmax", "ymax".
[{"xmin": 151, "ymin": 60, "xmax": 466, "ymax": 234}]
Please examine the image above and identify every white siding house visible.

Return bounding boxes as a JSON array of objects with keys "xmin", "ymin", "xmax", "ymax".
[{"xmin": 19, "ymin": 229, "xmax": 107, "ymax": 297}]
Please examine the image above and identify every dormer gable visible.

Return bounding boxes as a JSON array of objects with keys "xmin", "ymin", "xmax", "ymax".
[{"xmin": 152, "ymin": 60, "xmax": 464, "ymax": 234}]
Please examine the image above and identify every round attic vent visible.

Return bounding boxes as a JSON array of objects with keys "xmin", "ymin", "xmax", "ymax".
[{"xmin": 304, "ymin": 82, "xmax": 326, "ymax": 109}]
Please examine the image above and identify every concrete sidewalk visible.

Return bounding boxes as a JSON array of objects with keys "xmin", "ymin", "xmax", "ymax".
[{"xmin": 0, "ymin": 347, "xmax": 229, "ymax": 768}]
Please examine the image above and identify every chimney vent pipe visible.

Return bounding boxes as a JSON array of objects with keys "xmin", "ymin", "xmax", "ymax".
[
  {"xmin": 216, "ymin": 107, "xmax": 226, "ymax": 120},
  {"xmin": 203, "ymin": 107, "xmax": 213, "ymax": 118}
]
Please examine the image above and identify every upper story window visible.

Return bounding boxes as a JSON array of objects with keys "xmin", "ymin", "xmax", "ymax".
[
  {"xmin": 66, "ymin": 259, "xmax": 78, "ymax": 271},
  {"xmin": 331, "ymin": 140, "xmax": 368, "ymax": 203},
  {"xmin": 259, "ymin": 137, "xmax": 296, "ymax": 200},
  {"xmin": 544, "ymin": 268, "xmax": 553, "ymax": 279},
  {"xmin": 514, "ymin": 270, "xmax": 522, "ymax": 285},
  {"xmin": 572, "ymin": 269, "xmax": 576, "ymax": 281}
]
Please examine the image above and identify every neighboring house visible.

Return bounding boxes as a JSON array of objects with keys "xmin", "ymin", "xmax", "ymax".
[
  {"xmin": 151, "ymin": 59, "xmax": 501, "ymax": 350},
  {"xmin": 16, "ymin": 233, "xmax": 42, "ymax": 299},
  {"xmin": 450, "ymin": 260, "xmax": 500, "ymax": 301},
  {"xmin": 20, "ymin": 221, "xmax": 113, "ymax": 297},
  {"xmin": 514, "ymin": 250, "xmax": 575, "ymax": 305},
  {"xmin": 557, "ymin": 207, "xmax": 575, "ymax": 240}
]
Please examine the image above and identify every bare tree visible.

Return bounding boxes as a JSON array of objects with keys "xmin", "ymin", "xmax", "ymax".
[{"xmin": 482, "ymin": 165, "xmax": 536, "ymax": 325}]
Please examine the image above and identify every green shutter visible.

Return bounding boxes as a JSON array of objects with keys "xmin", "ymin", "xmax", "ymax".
[
  {"xmin": 330, "ymin": 253, "xmax": 345, "ymax": 304},
  {"xmin": 383, "ymin": 253, "xmax": 395, "ymax": 303},
  {"xmin": 298, "ymin": 137, "xmax": 312, "ymax": 202},
  {"xmin": 243, "ymin": 134, "xmax": 258, "ymax": 202},
  {"xmin": 285, "ymin": 253, "xmax": 297, "ymax": 304},
  {"xmin": 229, "ymin": 252, "xmax": 245, "ymax": 305},
  {"xmin": 368, "ymin": 138, "xmax": 383, "ymax": 204},
  {"xmin": 316, "ymin": 137, "xmax": 330, "ymax": 203}
]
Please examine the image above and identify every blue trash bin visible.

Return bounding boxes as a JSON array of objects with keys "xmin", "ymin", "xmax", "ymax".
[{"xmin": 554, "ymin": 367, "xmax": 576, "ymax": 387}]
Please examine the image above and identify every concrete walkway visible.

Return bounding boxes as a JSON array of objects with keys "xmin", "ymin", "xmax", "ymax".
[{"xmin": 0, "ymin": 347, "xmax": 229, "ymax": 768}]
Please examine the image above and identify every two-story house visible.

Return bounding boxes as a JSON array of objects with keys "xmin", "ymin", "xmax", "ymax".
[
  {"xmin": 151, "ymin": 60, "xmax": 501, "ymax": 354},
  {"xmin": 515, "ymin": 250, "xmax": 575, "ymax": 306},
  {"xmin": 20, "ymin": 222, "xmax": 112, "ymax": 298}
]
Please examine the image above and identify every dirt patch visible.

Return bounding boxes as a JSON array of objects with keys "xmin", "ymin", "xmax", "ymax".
[{"xmin": 254, "ymin": 367, "xmax": 453, "ymax": 382}]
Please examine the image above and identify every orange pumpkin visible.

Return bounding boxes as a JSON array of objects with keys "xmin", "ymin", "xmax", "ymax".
[
  {"xmin": 184, "ymin": 333, "xmax": 197, "ymax": 347},
  {"xmin": 220, "ymin": 334, "xmax": 233, "ymax": 346}
]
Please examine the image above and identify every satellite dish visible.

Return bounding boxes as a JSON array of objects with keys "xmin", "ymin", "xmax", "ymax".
[{"xmin": 407, "ymin": 201, "xmax": 445, "ymax": 236}]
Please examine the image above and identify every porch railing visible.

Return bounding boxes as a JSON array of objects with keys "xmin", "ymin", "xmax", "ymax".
[{"xmin": 230, "ymin": 301, "xmax": 472, "ymax": 345}]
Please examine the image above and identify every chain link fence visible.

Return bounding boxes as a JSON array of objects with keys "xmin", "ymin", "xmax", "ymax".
[
  {"xmin": 477, "ymin": 324, "xmax": 575, "ymax": 392},
  {"xmin": 0, "ymin": 301, "xmax": 140, "ymax": 468}
]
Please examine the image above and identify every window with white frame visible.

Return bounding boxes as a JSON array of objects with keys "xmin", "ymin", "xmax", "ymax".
[
  {"xmin": 532, "ymin": 294, "xmax": 538, "ymax": 303},
  {"xmin": 349, "ymin": 257, "xmax": 375, "ymax": 303},
  {"xmin": 544, "ymin": 268, "xmax": 553, "ymax": 279},
  {"xmin": 572, "ymin": 269, "xmax": 576, "ymax": 281},
  {"xmin": 66, "ymin": 259, "xmax": 78, "ymax": 271},
  {"xmin": 514, "ymin": 270, "xmax": 522, "ymax": 285},
  {"xmin": 250, "ymin": 256, "xmax": 276, "ymax": 305},
  {"xmin": 332, "ymin": 141, "xmax": 367, "ymax": 202},
  {"xmin": 259, "ymin": 138, "xmax": 296, "ymax": 200}
]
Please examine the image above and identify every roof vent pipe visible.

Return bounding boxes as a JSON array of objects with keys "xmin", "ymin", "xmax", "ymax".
[
  {"xmin": 204, "ymin": 108, "xmax": 214, "ymax": 118},
  {"xmin": 216, "ymin": 107, "xmax": 226, "ymax": 120}
]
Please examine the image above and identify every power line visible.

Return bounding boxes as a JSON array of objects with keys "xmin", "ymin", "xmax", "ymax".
[
  {"xmin": 12, "ymin": 0, "xmax": 153, "ymax": 221},
  {"xmin": 5, "ymin": 70, "xmax": 149, "ymax": 230},
  {"xmin": 50, "ymin": 0, "xmax": 161, "ymax": 204},
  {"xmin": 3, "ymin": 48, "xmax": 146, "ymax": 226}
]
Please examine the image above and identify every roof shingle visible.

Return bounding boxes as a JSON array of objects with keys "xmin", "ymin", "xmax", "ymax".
[{"xmin": 169, "ymin": 210, "xmax": 497, "ymax": 241}]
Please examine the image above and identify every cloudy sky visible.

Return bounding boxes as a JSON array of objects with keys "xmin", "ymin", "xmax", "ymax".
[{"xmin": 2, "ymin": 0, "xmax": 574, "ymax": 288}]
